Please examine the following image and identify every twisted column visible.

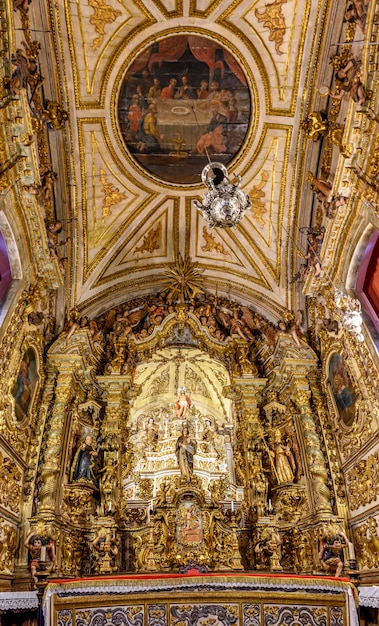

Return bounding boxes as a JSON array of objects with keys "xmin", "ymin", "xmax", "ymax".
[
  {"xmin": 39, "ymin": 369, "xmax": 74, "ymax": 514},
  {"xmin": 294, "ymin": 388, "xmax": 332, "ymax": 514}
]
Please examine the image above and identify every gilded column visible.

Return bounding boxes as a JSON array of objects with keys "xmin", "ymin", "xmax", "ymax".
[
  {"xmin": 97, "ymin": 375, "xmax": 138, "ymax": 516},
  {"xmin": 38, "ymin": 367, "xmax": 75, "ymax": 514},
  {"xmin": 226, "ymin": 374, "xmax": 267, "ymax": 507},
  {"xmin": 293, "ymin": 383, "xmax": 332, "ymax": 514}
]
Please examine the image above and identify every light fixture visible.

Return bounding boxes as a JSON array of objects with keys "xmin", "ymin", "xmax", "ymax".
[{"xmin": 194, "ymin": 162, "xmax": 251, "ymax": 228}]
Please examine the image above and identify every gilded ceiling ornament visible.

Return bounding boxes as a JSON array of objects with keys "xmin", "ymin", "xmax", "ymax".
[
  {"xmin": 201, "ymin": 226, "xmax": 230, "ymax": 255},
  {"xmin": 100, "ymin": 169, "xmax": 127, "ymax": 223},
  {"xmin": 255, "ymin": 0, "xmax": 287, "ymax": 55},
  {"xmin": 88, "ymin": 0, "xmax": 122, "ymax": 50},
  {"xmin": 135, "ymin": 223, "xmax": 161, "ymax": 253},
  {"xmin": 162, "ymin": 253, "xmax": 204, "ymax": 303},
  {"xmin": 249, "ymin": 171, "xmax": 269, "ymax": 226}
]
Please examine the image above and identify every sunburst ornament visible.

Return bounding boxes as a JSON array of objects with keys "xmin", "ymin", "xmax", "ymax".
[{"xmin": 162, "ymin": 253, "xmax": 204, "ymax": 303}]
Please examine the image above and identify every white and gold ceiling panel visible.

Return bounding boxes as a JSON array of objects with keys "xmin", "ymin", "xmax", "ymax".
[
  {"xmin": 221, "ymin": 0, "xmax": 312, "ymax": 112},
  {"xmin": 57, "ymin": 0, "xmax": 322, "ymax": 317},
  {"xmin": 64, "ymin": 0, "xmax": 151, "ymax": 104}
]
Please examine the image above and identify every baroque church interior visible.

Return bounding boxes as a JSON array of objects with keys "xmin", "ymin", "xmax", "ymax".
[{"xmin": 1, "ymin": 0, "xmax": 379, "ymax": 621}]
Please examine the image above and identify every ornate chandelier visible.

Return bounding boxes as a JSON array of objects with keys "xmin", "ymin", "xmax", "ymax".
[
  {"xmin": 194, "ymin": 163, "xmax": 251, "ymax": 228},
  {"xmin": 334, "ymin": 289, "xmax": 364, "ymax": 341}
]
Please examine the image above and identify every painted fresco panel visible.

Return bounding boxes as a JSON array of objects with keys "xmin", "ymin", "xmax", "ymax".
[{"xmin": 118, "ymin": 35, "xmax": 251, "ymax": 184}]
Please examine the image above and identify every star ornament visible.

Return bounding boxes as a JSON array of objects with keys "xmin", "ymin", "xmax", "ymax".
[{"xmin": 162, "ymin": 253, "xmax": 204, "ymax": 303}]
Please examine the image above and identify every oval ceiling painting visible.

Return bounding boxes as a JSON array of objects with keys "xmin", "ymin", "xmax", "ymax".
[{"xmin": 118, "ymin": 35, "xmax": 251, "ymax": 185}]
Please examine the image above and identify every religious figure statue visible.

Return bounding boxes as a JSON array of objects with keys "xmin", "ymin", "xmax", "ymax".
[
  {"xmin": 91, "ymin": 532, "xmax": 119, "ymax": 574},
  {"xmin": 176, "ymin": 427, "xmax": 197, "ymax": 478},
  {"xmin": 255, "ymin": 526, "xmax": 282, "ymax": 570},
  {"xmin": 175, "ymin": 387, "xmax": 191, "ymax": 418},
  {"xmin": 269, "ymin": 430, "xmax": 296, "ymax": 484},
  {"xmin": 318, "ymin": 529, "xmax": 348, "ymax": 577},
  {"xmin": 249, "ymin": 456, "xmax": 268, "ymax": 517},
  {"xmin": 99, "ymin": 462, "xmax": 116, "ymax": 515},
  {"xmin": 72, "ymin": 435, "xmax": 98, "ymax": 483},
  {"xmin": 177, "ymin": 503, "xmax": 202, "ymax": 545},
  {"xmin": 145, "ymin": 416, "xmax": 159, "ymax": 448},
  {"xmin": 24, "ymin": 531, "xmax": 56, "ymax": 584}
]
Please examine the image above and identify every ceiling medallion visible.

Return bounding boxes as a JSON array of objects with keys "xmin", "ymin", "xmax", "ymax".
[
  {"xmin": 117, "ymin": 35, "xmax": 251, "ymax": 184},
  {"xmin": 194, "ymin": 162, "xmax": 251, "ymax": 228}
]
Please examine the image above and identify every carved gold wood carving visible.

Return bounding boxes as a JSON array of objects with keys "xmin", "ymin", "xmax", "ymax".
[
  {"xmin": 135, "ymin": 224, "xmax": 161, "ymax": 253},
  {"xmin": 255, "ymin": 0, "xmax": 287, "ymax": 55},
  {"xmin": 88, "ymin": 0, "xmax": 122, "ymax": 50},
  {"xmin": 201, "ymin": 227, "xmax": 230, "ymax": 256},
  {"xmin": 346, "ymin": 455, "xmax": 378, "ymax": 510},
  {"xmin": 249, "ymin": 171, "xmax": 269, "ymax": 226},
  {"xmin": 0, "ymin": 518, "xmax": 16, "ymax": 575},
  {"xmin": 0, "ymin": 452, "xmax": 22, "ymax": 515},
  {"xmin": 100, "ymin": 169, "xmax": 127, "ymax": 223},
  {"xmin": 354, "ymin": 517, "xmax": 379, "ymax": 569}
]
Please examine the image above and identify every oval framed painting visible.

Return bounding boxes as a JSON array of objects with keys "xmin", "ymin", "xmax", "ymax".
[
  {"xmin": 12, "ymin": 347, "xmax": 39, "ymax": 422},
  {"xmin": 118, "ymin": 35, "xmax": 251, "ymax": 184},
  {"xmin": 328, "ymin": 353, "xmax": 358, "ymax": 428}
]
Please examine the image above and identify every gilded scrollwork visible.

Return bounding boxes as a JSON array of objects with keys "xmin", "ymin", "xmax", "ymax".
[
  {"xmin": 0, "ymin": 452, "xmax": 22, "ymax": 514},
  {"xmin": 255, "ymin": 0, "xmax": 287, "ymax": 55},
  {"xmin": 353, "ymin": 517, "xmax": 379, "ymax": 569},
  {"xmin": 0, "ymin": 518, "xmax": 17, "ymax": 574},
  {"xmin": 346, "ymin": 454, "xmax": 379, "ymax": 510}
]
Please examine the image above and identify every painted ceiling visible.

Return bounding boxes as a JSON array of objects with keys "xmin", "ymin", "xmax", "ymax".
[{"xmin": 25, "ymin": 0, "xmax": 336, "ymax": 322}]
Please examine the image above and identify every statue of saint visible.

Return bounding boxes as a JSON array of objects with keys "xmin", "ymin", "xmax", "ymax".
[
  {"xmin": 176, "ymin": 427, "xmax": 197, "ymax": 478},
  {"xmin": 269, "ymin": 430, "xmax": 296, "ymax": 484},
  {"xmin": 145, "ymin": 416, "xmax": 159, "ymax": 448},
  {"xmin": 72, "ymin": 435, "xmax": 98, "ymax": 483}
]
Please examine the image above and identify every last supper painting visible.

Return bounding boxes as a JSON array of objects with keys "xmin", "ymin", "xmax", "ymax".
[{"xmin": 117, "ymin": 35, "xmax": 252, "ymax": 184}]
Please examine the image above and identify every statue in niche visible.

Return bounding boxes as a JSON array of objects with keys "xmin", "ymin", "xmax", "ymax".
[
  {"xmin": 175, "ymin": 387, "xmax": 191, "ymax": 418},
  {"xmin": 71, "ymin": 435, "xmax": 98, "ymax": 483},
  {"xmin": 176, "ymin": 427, "xmax": 197, "ymax": 478},
  {"xmin": 269, "ymin": 430, "xmax": 296, "ymax": 484},
  {"xmin": 176, "ymin": 502, "xmax": 202, "ymax": 545}
]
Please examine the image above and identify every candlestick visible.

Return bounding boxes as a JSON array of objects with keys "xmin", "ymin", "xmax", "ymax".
[
  {"xmin": 40, "ymin": 545, "xmax": 46, "ymax": 562},
  {"xmin": 231, "ymin": 500, "xmax": 234, "ymax": 512}
]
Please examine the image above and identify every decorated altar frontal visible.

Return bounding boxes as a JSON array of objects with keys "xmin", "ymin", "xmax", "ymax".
[{"xmin": 44, "ymin": 573, "xmax": 358, "ymax": 626}]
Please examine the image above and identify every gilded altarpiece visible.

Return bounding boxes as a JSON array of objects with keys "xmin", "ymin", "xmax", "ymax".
[{"xmin": 15, "ymin": 293, "xmax": 358, "ymax": 587}]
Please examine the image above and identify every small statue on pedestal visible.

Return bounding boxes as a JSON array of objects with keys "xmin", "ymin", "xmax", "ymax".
[
  {"xmin": 24, "ymin": 531, "xmax": 56, "ymax": 584},
  {"xmin": 255, "ymin": 526, "xmax": 282, "ymax": 571},
  {"xmin": 91, "ymin": 532, "xmax": 119, "ymax": 574},
  {"xmin": 318, "ymin": 529, "xmax": 348, "ymax": 577}
]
